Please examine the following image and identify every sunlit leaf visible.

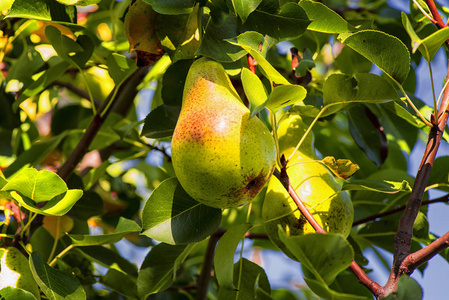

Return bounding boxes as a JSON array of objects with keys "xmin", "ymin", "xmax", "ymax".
[{"xmin": 299, "ymin": 0, "xmax": 355, "ymax": 33}]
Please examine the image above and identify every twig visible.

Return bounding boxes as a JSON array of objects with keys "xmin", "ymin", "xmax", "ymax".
[
  {"xmin": 196, "ymin": 228, "xmax": 224, "ymax": 300},
  {"xmin": 401, "ymin": 231, "xmax": 449, "ymax": 273},
  {"xmin": 53, "ymin": 80, "xmax": 102, "ymax": 108},
  {"xmin": 352, "ymin": 194, "xmax": 449, "ymax": 226},
  {"xmin": 57, "ymin": 67, "xmax": 149, "ymax": 181}
]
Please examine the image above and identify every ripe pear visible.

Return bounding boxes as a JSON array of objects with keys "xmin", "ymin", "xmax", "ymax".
[
  {"xmin": 262, "ymin": 114, "xmax": 353, "ymax": 259},
  {"xmin": 0, "ymin": 247, "xmax": 40, "ymax": 299},
  {"xmin": 171, "ymin": 58, "xmax": 276, "ymax": 209}
]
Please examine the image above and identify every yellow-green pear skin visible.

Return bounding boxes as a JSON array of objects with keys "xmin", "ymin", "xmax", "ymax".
[
  {"xmin": 262, "ymin": 114, "xmax": 353, "ymax": 258},
  {"xmin": 171, "ymin": 58, "xmax": 276, "ymax": 209},
  {"xmin": 0, "ymin": 247, "xmax": 40, "ymax": 299}
]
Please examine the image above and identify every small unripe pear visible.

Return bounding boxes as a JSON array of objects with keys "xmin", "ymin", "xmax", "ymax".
[
  {"xmin": 0, "ymin": 247, "xmax": 40, "ymax": 299},
  {"xmin": 263, "ymin": 114, "xmax": 353, "ymax": 258},
  {"xmin": 171, "ymin": 58, "xmax": 276, "ymax": 208}
]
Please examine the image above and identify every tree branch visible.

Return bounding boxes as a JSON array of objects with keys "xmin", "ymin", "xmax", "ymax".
[
  {"xmin": 272, "ymin": 167, "xmax": 381, "ymax": 296},
  {"xmin": 57, "ymin": 67, "xmax": 149, "ymax": 181},
  {"xmin": 53, "ymin": 80, "xmax": 101, "ymax": 108},
  {"xmin": 352, "ymin": 194, "xmax": 449, "ymax": 226}
]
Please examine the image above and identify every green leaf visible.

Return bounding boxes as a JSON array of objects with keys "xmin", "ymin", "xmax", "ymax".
[
  {"xmin": 402, "ymin": 12, "xmax": 449, "ymax": 61},
  {"xmin": 141, "ymin": 105, "xmax": 180, "ymax": 139},
  {"xmin": 243, "ymin": 3, "xmax": 310, "ymax": 41},
  {"xmin": 11, "ymin": 189, "xmax": 83, "ymax": 216},
  {"xmin": 67, "ymin": 217, "xmax": 141, "ymax": 246},
  {"xmin": 141, "ymin": 177, "xmax": 222, "ymax": 245},
  {"xmin": 2, "ymin": 168, "xmax": 67, "ymax": 202},
  {"xmin": 265, "ymin": 85, "xmax": 307, "ymax": 112},
  {"xmin": 161, "ymin": 59, "xmax": 194, "ymax": 107},
  {"xmin": 76, "ymin": 246, "xmax": 138, "ymax": 276},
  {"xmin": 100, "ymin": 269, "xmax": 139, "ymax": 299},
  {"xmin": 382, "ymin": 276, "xmax": 422, "ymax": 300},
  {"xmin": 241, "ymin": 68, "xmax": 268, "ymax": 117},
  {"xmin": 197, "ymin": 14, "xmax": 247, "ymax": 63},
  {"xmin": 427, "ymin": 156, "xmax": 449, "ymax": 192},
  {"xmin": 322, "ymin": 73, "xmax": 400, "ymax": 115},
  {"xmin": 214, "ymin": 223, "xmax": 252, "ymax": 289},
  {"xmin": 66, "ymin": 191, "xmax": 105, "ymax": 221},
  {"xmin": 56, "ymin": 0, "xmax": 101, "ymax": 6},
  {"xmin": 6, "ymin": 47, "xmax": 45, "ymax": 91},
  {"xmin": 339, "ymin": 30, "xmax": 410, "ymax": 83},
  {"xmin": 298, "ymin": 0, "xmax": 355, "ymax": 33},
  {"xmin": 17, "ymin": 60, "xmax": 71, "ymax": 106},
  {"xmin": 6, "ymin": 0, "xmax": 78, "ymax": 26},
  {"xmin": 45, "ymin": 26, "xmax": 94, "ymax": 69},
  {"xmin": 304, "ymin": 277, "xmax": 371, "ymax": 300},
  {"xmin": 137, "ymin": 243, "xmax": 194, "ymax": 298},
  {"xmin": 278, "ymin": 230, "xmax": 354, "ymax": 286},
  {"xmin": 347, "ymin": 105, "xmax": 387, "ymax": 167},
  {"xmin": 106, "ymin": 53, "xmax": 138, "ymax": 86},
  {"xmin": 217, "ymin": 258, "xmax": 271, "ymax": 299},
  {"xmin": 0, "ymin": 287, "xmax": 37, "ymax": 300},
  {"xmin": 143, "ymin": 0, "xmax": 195, "ymax": 14},
  {"xmin": 29, "ymin": 252, "xmax": 86, "ymax": 300},
  {"xmin": 157, "ymin": 6, "xmax": 200, "ymax": 62},
  {"xmin": 232, "ymin": 0, "xmax": 262, "ymax": 23},
  {"xmin": 381, "ymin": 101, "xmax": 422, "ymax": 127},
  {"xmin": 229, "ymin": 31, "xmax": 290, "ymax": 85},
  {"xmin": 343, "ymin": 179, "xmax": 412, "ymax": 193}
]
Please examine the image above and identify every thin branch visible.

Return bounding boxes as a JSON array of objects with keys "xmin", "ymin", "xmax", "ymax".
[
  {"xmin": 426, "ymin": 0, "xmax": 447, "ymax": 30},
  {"xmin": 53, "ymin": 80, "xmax": 102, "ymax": 108},
  {"xmin": 378, "ymin": 60, "xmax": 449, "ymax": 299},
  {"xmin": 57, "ymin": 67, "xmax": 149, "ymax": 181},
  {"xmin": 352, "ymin": 194, "xmax": 449, "ymax": 226},
  {"xmin": 413, "ymin": 0, "xmax": 437, "ymax": 24},
  {"xmin": 401, "ymin": 231, "xmax": 449, "ymax": 273},
  {"xmin": 196, "ymin": 229, "xmax": 224, "ymax": 300}
]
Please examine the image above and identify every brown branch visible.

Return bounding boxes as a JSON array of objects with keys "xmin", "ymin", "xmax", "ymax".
[
  {"xmin": 272, "ymin": 167, "xmax": 381, "ymax": 296},
  {"xmin": 57, "ymin": 67, "xmax": 149, "ymax": 181},
  {"xmin": 425, "ymin": 0, "xmax": 449, "ymax": 48},
  {"xmin": 196, "ymin": 228, "xmax": 224, "ymax": 300},
  {"xmin": 402, "ymin": 231, "xmax": 449, "ymax": 273},
  {"xmin": 378, "ymin": 56, "xmax": 449, "ymax": 300},
  {"xmin": 352, "ymin": 194, "xmax": 449, "ymax": 226}
]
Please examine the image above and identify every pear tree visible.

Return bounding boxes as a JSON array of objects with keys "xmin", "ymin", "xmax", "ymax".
[{"xmin": 0, "ymin": 1, "xmax": 449, "ymax": 300}]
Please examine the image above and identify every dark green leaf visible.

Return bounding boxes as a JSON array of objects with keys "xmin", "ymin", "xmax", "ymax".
[
  {"xmin": 141, "ymin": 105, "xmax": 180, "ymax": 139},
  {"xmin": 106, "ymin": 53, "xmax": 138, "ymax": 86},
  {"xmin": 66, "ymin": 191, "xmax": 105, "ymax": 221},
  {"xmin": 143, "ymin": 0, "xmax": 195, "ymax": 14},
  {"xmin": 347, "ymin": 105, "xmax": 387, "ymax": 167},
  {"xmin": 161, "ymin": 59, "xmax": 194, "ymax": 106},
  {"xmin": 67, "ymin": 217, "xmax": 141, "ymax": 246},
  {"xmin": 141, "ymin": 177, "xmax": 222, "ymax": 245},
  {"xmin": 137, "ymin": 243, "xmax": 194, "ymax": 298},
  {"xmin": 339, "ymin": 30, "xmax": 411, "ymax": 83},
  {"xmin": 232, "ymin": 0, "xmax": 262, "ymax": 23},
  {"xmin": 156, "ymin": 7, "xmax": 200, "ymax": 62},
  {"xmin": 243, "ymin": 3, "xmax": 310, "ymax": 41},
  {"xmin": 304, "ymin": 277, "xmax": 371, "ymax": 300},
  {"xmin": 197, "ymin": 14, "xmax": 247, "ymax": 62},
  {"xmin": 76, "ymin": 246, "xmax": 138, "ymax": 276},
  {"xmin": 217, "ymin": 258, "xmax": 271, "ymax": 299},
  {"xmin": 214, "ymin": 223, "xmax": 252, "ymax": 289},
  {"xmin": 100, "ymin": 269, "xmax": 139, "ymax": 299},
  {"xmin": 299, "ymin": 0, "xmax": 355, "ymax": 33},
  {"xmin": 30, "ymin": 252, "xmax": 86, "ymax": 300},
  {"xmin": 6, "ymin": 47, "xmax": 44, "ymax": 90},
  {"xmin": 279, "ymin": 230, "xmax": 354, "ymax": 285}
]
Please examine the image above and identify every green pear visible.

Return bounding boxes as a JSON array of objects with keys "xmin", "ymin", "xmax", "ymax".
[
  {"xmin": 171, "ymin": 58, "xmax": 276, "ymax": 209},
  {"xmin": 262, "ymin": 114, "xmax": 353, "ymax": 259},
  {"xmin": 0, "ymin": 247, "xmax": 40, "ymax": 299}
]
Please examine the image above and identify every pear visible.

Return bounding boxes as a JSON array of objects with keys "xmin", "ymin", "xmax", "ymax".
[
  {"xmin": 0, "ymin": 247, "xmax": 41, "ymax": 299},
  {"xmin": 262, "ymin": 114, "xmax": 353, "ymax": 259},
  {"xmin": 171, "ymin": 58, "xmax": 276, "ymax": 209}
]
